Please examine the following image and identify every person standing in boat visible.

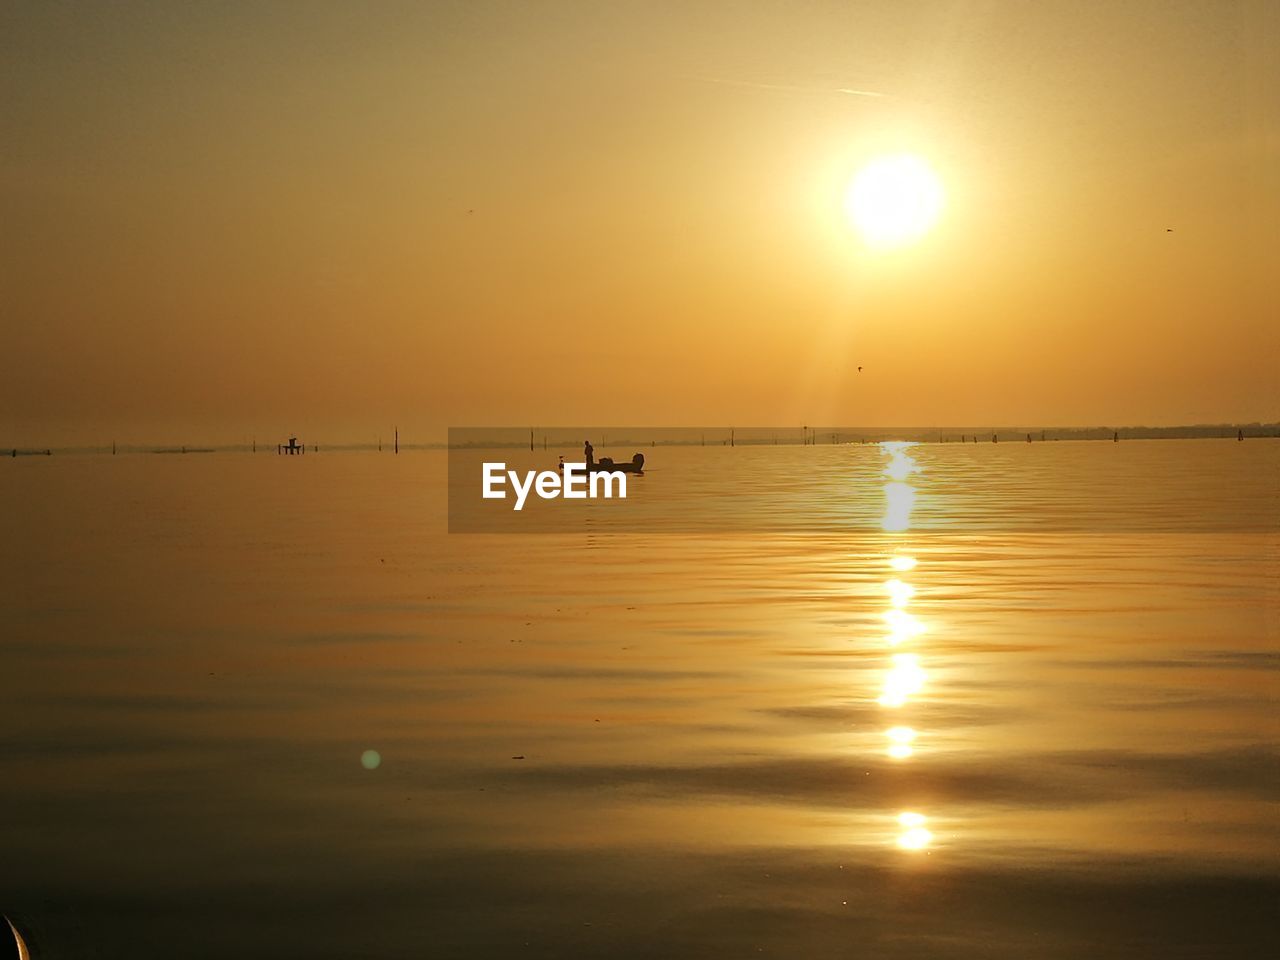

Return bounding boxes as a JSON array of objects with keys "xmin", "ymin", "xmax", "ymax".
[{"xmin": 584, "ymin": 440, "xmax": 594, "ymax": 467}]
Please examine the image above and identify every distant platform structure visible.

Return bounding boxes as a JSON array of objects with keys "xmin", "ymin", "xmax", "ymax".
[{"xmin": 278, "ymin": 436, "xmax": 305, "ymax": 455}]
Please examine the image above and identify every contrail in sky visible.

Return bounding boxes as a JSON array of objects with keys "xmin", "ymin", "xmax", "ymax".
[{"xmin": 692, "ymin": 77, "xmax": 891, "ymax": 98}]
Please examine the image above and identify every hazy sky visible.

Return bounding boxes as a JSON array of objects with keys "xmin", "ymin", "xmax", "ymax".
[{"xmin": 2, "ymin": 1, "xmax": 1276, "ymax": 443}]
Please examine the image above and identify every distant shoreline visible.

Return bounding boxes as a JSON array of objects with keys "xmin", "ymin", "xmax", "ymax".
[{"xmin": 5, "ymin": 423, "xmax": 1277, "ymax": 456}]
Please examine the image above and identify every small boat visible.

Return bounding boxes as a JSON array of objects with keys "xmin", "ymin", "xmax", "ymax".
[
  {"xmin": 593, "ymin": 453, "xmax": 645, "ymax": 474},
  {"xmin": 559, "ymin": 453, "xmax": 645, "ymax": 475}
]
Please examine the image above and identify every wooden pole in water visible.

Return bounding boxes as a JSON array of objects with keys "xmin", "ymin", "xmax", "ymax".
[
  {"xmin": 395, "ymin": 428, "xmax": 399, "ymax": 454},
  {"xmin": 530, "ymin": 429, "xmax": 534, "ymax": 452},
  {"xmin": 112, "ymin": 440, "xmax": 116, "ymax": 455}
]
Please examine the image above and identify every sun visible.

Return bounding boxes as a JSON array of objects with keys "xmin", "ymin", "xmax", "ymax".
[{"xmin": 845, "ymin": 154, "xmax": 944, "ymax": 251}]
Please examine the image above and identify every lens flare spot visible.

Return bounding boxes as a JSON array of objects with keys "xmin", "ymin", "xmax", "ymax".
[{"xmin": 361, "ymin": 749, "xmax": 382, "ymax": 770}]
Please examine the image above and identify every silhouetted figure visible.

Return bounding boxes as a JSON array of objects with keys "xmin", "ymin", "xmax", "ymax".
[
  {"xmin": 584, "ymin": 440, "xmax": 594, "ymax": 467},
  {"xmin": 1238, "ymin": 429, "xmax": 1244, "ymax": 441}
]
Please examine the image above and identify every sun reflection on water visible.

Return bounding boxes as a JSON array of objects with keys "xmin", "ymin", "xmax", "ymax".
[
  {"xmin": 885, "ymin": 725, "xmax": 916, "ymax": 760},
  {"xmin": 881, "ymin": 482, "xmax": 916, "ymax": 532},
  {"xmin": 896, "ymin": 812, "xmax": 933, "ymax": 850},
  {"xmin": 884, "ymin": 578, "xmax": 915, "ymax": 608},
  {"xmin": 882, "ymin": 608, "xmax": 926, "ymax": 644},
  {"xmin": 881, "ymin": 441, "xmax": 922, "ymax": 482},
  {"xmin": 873, "ymin": 442, "xmax": 941, "ymax": 851},
  {"xmin": 878, "ymin": 653, "xmax": 926, "ymax": 707}
]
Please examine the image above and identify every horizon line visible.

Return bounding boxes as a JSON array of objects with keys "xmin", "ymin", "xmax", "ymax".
[{"xmin": 5, "ymin": 421, "xmax": 1279, "ymax": 454}]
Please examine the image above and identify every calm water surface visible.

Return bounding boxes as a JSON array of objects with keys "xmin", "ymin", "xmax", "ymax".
[{"xmin": 2, "ymin": 441, "xmax": 1277, "ymax": 958}]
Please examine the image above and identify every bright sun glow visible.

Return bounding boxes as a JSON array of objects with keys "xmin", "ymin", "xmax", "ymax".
[{"xmin": 845, "ymin": 154, "xmax": 944, "ymax": 250}]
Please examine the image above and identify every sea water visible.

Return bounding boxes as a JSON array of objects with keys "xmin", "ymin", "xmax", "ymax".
[{"xmin": 2, "ymin": 440, "xmax": 1276, "ymax": 958}]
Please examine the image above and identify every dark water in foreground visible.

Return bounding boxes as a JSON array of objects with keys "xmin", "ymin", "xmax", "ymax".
[{"xmin": 2, "ymin": 441, "xmax": 1277, "ymax": 958}]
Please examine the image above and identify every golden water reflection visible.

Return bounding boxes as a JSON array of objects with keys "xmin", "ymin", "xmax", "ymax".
[
  {"xmin": 884, "ymin": 725, "xmax": 916, "ymax": 760},
  {"xmin": 882, "ymin": 608, "xmax": 926, "ymax": 644},
  {"xmin": 884, "ymin": 578, "xmax": 915, "ymax": 608},
  {"xmin": 881, "ymin": 442, "xmax": 922, "ymax": 482},
  {"xmin": 874, "ymin": 442, "xmax": 939, "ymax": 851},
  {"xmin": 896, "ymin": 812, "xmax": 933, "ymax": 850},
  {"xmin": 878, "ymin": 653, "xmax": 926, "ymax": 707},
  {"xmin": 880, "ymin": 482, "xmax": 916, "ymax": 532}
]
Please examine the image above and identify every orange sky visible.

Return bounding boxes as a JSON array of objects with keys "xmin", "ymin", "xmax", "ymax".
[{"xmin": 2, "ymin": 1, "xmax": 1277, "ymax": 444}]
